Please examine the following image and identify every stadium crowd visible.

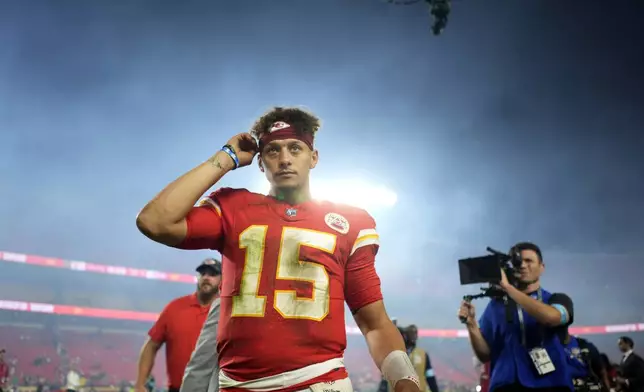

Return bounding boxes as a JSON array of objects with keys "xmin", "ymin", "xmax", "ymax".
[
  {"xmin": 1, "ymin": 308, "xmax": 641, "ymax": 392},
  {"xmin": 0, "ymin": 312, "xmax": 477, "ymax": 392}
]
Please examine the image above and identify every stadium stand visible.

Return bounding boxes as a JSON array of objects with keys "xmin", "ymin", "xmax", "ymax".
[{"xmin": 1, "ymin": 250, "xmax": 642, "ymax": 392}]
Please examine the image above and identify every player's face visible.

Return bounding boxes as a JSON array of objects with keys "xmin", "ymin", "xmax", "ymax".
[
  {"xmin": 517, "ymin": 249, "xmax": 544, "ymax": 284},
  {"xmin": 260, "ymin": 139, "xmax": 318, "ymax": 191},
  {"xmin": 197, "ymin": 271, "xmax": 220, "ymax": 295}
]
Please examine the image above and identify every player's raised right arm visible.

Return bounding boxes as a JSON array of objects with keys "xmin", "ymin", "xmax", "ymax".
[
  {"xmin": 136, "ymin": 133, "xmax": 258, "ymax": 247},
  {"xmin": 136, "ymin": 151, "xmax": 232, "ymax": 246}
]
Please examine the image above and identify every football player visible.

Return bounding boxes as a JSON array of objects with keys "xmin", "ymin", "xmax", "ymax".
[{"xmin": 137, "ymin": 107, "xmax": 419, "ymax": 392}]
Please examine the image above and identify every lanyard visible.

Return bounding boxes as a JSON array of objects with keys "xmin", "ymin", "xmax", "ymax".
[{"xmin": 517, "ymin": 288, "xmax": 542, "ymax": 347}]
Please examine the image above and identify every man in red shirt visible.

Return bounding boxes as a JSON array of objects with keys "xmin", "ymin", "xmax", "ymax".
[
  {"xmin": 135, "ymin": 258, "xmax": 221, "ymax": 392},
  {"xmin": 137, "ymin": 107, "xmax": 420, "ymax": 392},
  {"xmin": 473, "ymin": 357, "xmax": 490, "ymax": 392},
  {"xmin": 0, "ymin": 349, "xmax": 9, "ymax": 392}
]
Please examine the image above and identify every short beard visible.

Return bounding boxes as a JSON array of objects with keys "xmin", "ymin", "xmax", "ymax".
[
  {"xmin": 197, "ymin": 288, "xmax": 217, "ymax": 303},
  {"xmin": 516, "ymin": 278, "xmax": 539, "ymax": 291},
  {"xmin": 197, "ymin": 282, "xmax": 217, "ymax": 295}
]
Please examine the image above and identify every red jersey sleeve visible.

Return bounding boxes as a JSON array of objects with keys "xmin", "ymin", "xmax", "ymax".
[
  {"xmin": 178, "ymin": 187, "xmax": 238, "ymax": 251},
  {"xmin": 344, "ymin": 213, "xmax": 383, "ymax": 313},
  {"xmin": 148, "ymin": 303, "xmax": 170, "ymax": 343}
]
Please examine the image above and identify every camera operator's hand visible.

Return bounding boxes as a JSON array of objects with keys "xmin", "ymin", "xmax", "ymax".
[
  {"xmin": 458, "ymin": 301, "xmax": 477, "ymax": 328},
  {"xmin": 499, "ymin": 268, "xmax": 510, "ymax": 290}
]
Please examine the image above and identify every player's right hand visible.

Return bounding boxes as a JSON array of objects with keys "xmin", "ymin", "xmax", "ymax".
[
  {"xmin": 226, "ymin": 133, "xmax": 259, "ymax": 168},
  {"xmin": 458, "ymin": 300, "xmax": 476, "ymax": 327}
]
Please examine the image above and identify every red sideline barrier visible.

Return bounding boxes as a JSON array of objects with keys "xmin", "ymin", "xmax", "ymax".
[
  {"xmin": 0, "ymin": 250, "xmax": 197, "ymax": 283},
  {"xmin": 1, "ymin": 299, "xmax": 642, "ymax": 336}
]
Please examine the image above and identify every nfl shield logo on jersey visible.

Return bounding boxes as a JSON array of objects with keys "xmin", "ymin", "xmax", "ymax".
[{"xmin": 285, "ymin": 208, "xmax": 297, "ymax": 217}]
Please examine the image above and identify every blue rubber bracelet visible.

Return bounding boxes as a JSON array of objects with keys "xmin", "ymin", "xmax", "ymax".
[
  {"xmin": 552, "ymin": 304, "xmax": 569, "ymax": 325},
  {"xmin": 221, "ymin": 145, "xmax": 239, "ymax": 169}
]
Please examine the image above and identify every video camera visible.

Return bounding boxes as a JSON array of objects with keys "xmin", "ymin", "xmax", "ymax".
[
  {"xmin": 572, "ymin": 341, "xmax": 603, "ymax": 392},
  {"xmin": 573, "ymin": 377, "xmax": 602, "ymax": 392},
  {"xmin": 457, "ymin": 246, "xmax": 523, "ymax": 302}
]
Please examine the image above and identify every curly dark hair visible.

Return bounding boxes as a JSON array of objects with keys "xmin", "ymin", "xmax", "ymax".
[{"xmin": 250, "ymin": 106, "xmax": 321, "ymax": 141}]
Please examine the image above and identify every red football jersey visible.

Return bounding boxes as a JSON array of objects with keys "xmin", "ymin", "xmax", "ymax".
[{"xmin": 181, "ymin": 188, "xmax": 383, "ymax": 387}]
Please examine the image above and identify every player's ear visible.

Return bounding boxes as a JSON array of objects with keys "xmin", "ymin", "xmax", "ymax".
[
  {"xmin": 310, "ymin": 149, "xmax": 319, "ymax": 169},
  {"xmin": 258, "ymin": 155, "xmax": 265, "ymax": 172}
]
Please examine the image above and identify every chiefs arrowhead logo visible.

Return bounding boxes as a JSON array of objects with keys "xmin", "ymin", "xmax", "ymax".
[
  {"xmin": 269, "ymin": 121, "xmax": 291, "ymax": 133},
  {"xmin": 325, "ymin": 213, "xmax": 350, "ymax": 235}
]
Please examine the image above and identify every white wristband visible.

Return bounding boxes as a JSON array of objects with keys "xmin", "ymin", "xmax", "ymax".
[{"xmin": 381, "ymin": 350, "xmax": 420, "ymax": 389}]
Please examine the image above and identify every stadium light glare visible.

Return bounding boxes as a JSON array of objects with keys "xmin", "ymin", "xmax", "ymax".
[
  {"xmin": 256, "ymin": 178, "xmax": 398, "ymax": 210},
  {"xmin": 312, "ymin": 179, "xmax": 398, "ymax": 210}
]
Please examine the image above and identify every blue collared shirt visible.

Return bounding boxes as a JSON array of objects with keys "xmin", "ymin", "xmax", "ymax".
[
  {"xmin": 565, "ymin": 336, "xmax": 603, "ymax": 382},
  {"xmin": 564, "ymin": 336, "xmax": 589, "ymax": 379},
  {"xmin": 479, "ymin": 289, "xmax": 573, "ymax": 391}
]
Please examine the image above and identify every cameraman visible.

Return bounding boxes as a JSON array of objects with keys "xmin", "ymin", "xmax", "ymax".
[
  {"xmin": 562, "ymin": 330, "xmax": 610, "ymax": 392},
  {"xmin": 457, "ymin": 242, "xmax": 574, "ymax": 392}
]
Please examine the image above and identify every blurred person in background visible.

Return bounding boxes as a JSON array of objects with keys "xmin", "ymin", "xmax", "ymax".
[
  {"xmin": 599, "ymin": 354, "xmax": 618, "ymax": 390},
  {"xmin": 473, "ymin": 357, "xmax": 490, "ymax": 392},
  {"xmin": 402, "ymin": 325, "xmax": 439, "ymax": 392},
  {"xmin": 35, "ymin": 377, "xmax": 51, "ymax": 392},
  {"xmin": 615, "ymin": 336, "xmax": 644, "ymax": 392},
  {"xmin": 560, "ymin": 330, "xmax": 609, "ymax": 392},
  {"xmin": 65, "ymin": 363, "xmax": 81, "ymax": 392},
  {"xmin": 378, "ymin": 325, "xmax": 439, "ymax": 392},
  {"xmin": 135, "ymin": 258, "xmax": 221, "ymax": 392},
  {"xmin": 181, "ymin": 295, "xmax": 221, "ymax": 392},
  {"xmin": 0, "ymin": 349, "xmax": 8, "ymax": 392},
  {"xmin": 145, "ymin": 375, "xmax": 156, "ymax": 392},
  {"xmin": 136, "ymin": 107, "xmax": 417, "ymax": 392},
  {"xmin": 458, "ymin": 242, "xmax": 574, "ymax": 392}
]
